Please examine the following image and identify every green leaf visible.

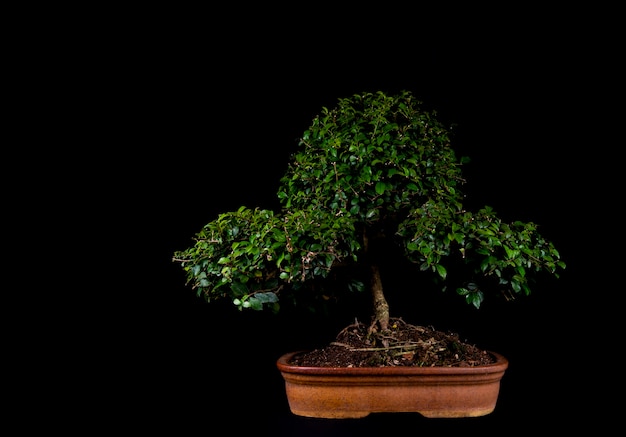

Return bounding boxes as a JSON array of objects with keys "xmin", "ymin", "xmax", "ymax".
[
  {"xmin": 255, "ymin": 292, "xmax": 279, "ymax": 303},
  {"xmin": 435, "ymin": 264, "xmax": 447, "ymax": 280},
  {"xmin": 231, "ymin": 282, "xmax": 248, "ymax": 297}
]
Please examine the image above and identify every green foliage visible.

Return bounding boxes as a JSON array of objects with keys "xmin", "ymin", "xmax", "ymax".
[
  {"xmin": 397, "ymin": 202, "xmax": 565, "ymax": 308},
  {"xmin": 173, "ymin": 206, "xmax": 357, "ymax": 311},
  {"xmin": 173, "ymin": 90, "xmax": 565, "ymax": 313},
  {"xmin": 278, "ymin": 91, "xmax": 464, "ymax": 226}
]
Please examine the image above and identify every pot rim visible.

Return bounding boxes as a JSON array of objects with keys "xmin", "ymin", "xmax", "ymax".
[{"xmin": 276, "ymin": 350, "xmax": 509, "ymax": 376}]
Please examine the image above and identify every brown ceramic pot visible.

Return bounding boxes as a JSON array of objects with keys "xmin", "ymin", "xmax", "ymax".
[{"xmin": 276, "ymin": 350, "xmax": 508, "ymax": 419}]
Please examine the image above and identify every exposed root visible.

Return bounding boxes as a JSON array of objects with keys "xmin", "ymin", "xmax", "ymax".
[{"xmin": 291, "ymin": 317, "xmax": 496, "ymax": 368}]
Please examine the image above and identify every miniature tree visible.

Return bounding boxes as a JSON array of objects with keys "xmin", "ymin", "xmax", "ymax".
[{"xmin": 173, "ymin": 90, "xmax": 565, "ymax": 335}]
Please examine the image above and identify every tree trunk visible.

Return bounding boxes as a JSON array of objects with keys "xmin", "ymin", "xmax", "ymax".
[
  {"xmin": 363, "ymin": 227, "xmax": 390, "ymax": 332},
  {"xmin": 370, "ymin": 263, "xmax": 390, "ymax": 331}
]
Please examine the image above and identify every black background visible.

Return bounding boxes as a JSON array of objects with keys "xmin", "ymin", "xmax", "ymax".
[{"xmin": 33, "ymin": 8, "xmax": 620, "ymax": 434}]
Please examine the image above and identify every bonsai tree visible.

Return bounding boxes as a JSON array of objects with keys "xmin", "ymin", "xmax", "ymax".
[{"xmin": 173, "ymin": 90, "xmax": 565, "ymax": 348}]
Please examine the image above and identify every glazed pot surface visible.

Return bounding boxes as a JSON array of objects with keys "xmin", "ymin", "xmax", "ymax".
[{"xmin": 277, "ymin": 350, "xmax": 508, "ymax": 418}]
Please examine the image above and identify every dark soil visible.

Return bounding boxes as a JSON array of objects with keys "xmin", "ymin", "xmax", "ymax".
[{"xmin": 290, "ymin": 317, "xmax": 496, "ymax": 368}]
